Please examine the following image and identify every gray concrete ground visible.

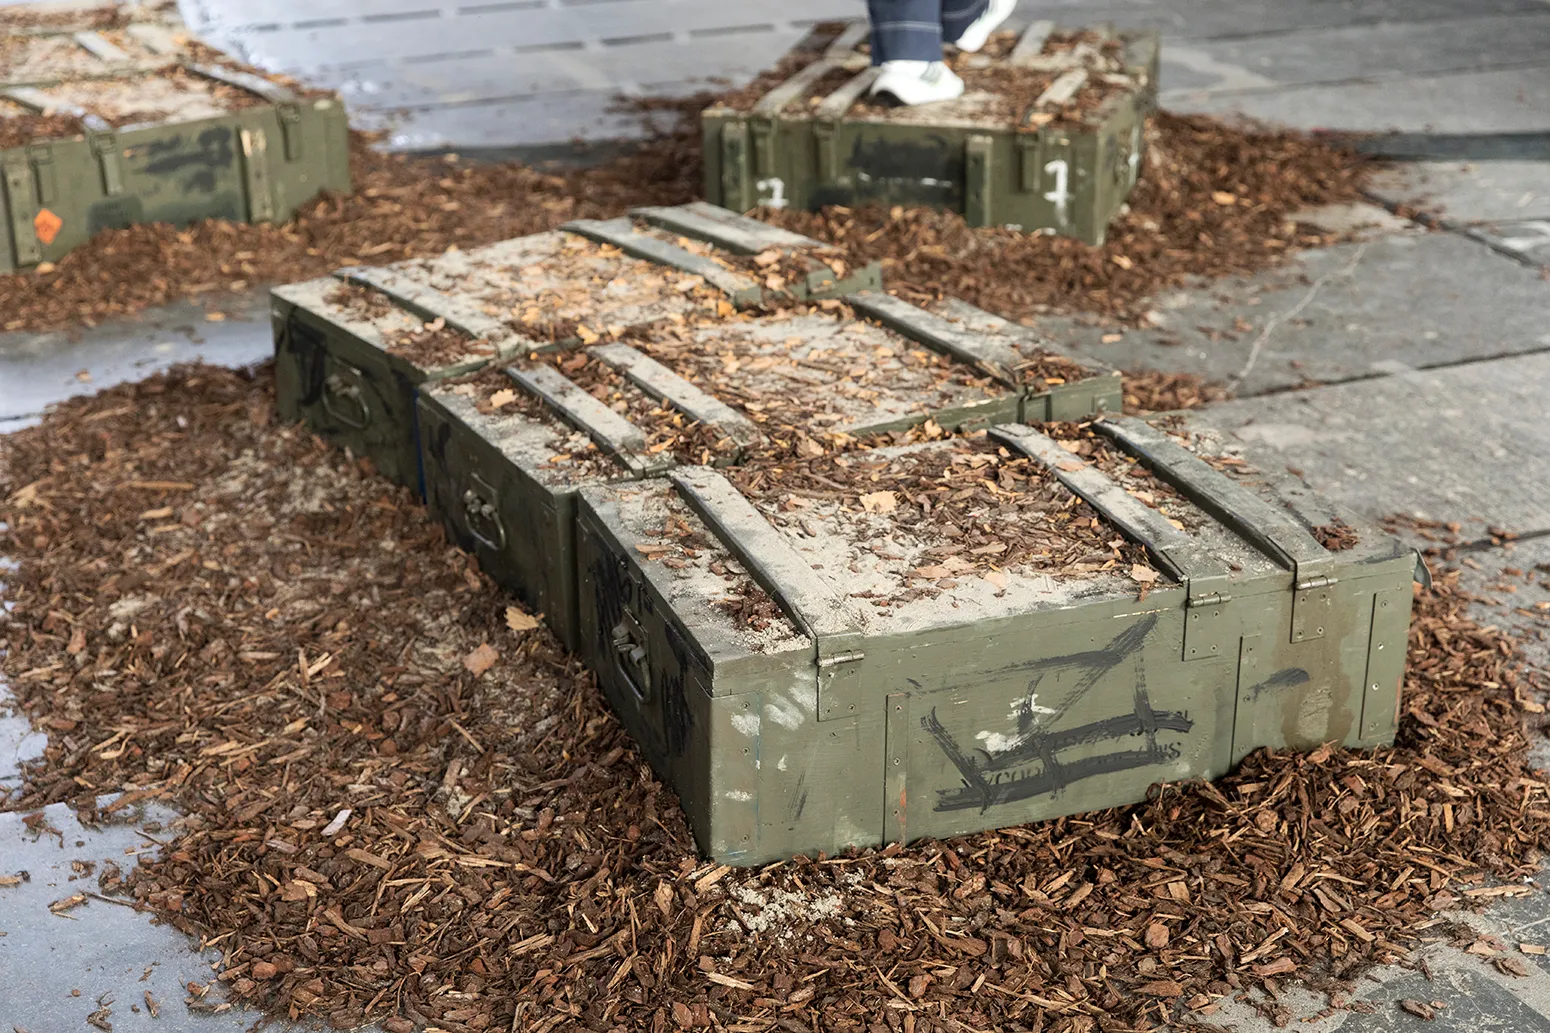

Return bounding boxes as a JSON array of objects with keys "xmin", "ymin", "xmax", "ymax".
[{"xmin": 4, "ymin": 0, "xmax": 1550, "ymax": 1030}]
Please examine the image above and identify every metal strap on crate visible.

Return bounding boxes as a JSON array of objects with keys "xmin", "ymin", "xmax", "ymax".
[
  {"xmin": 187, "ymin": 64, "xmax": 304, "ymax": 161},
  {"xmin": 124, "ymin": 24, "xmax": 182, "ymax": 56},
  {"xmin": 631, "ymin": 201, "xmax": 820, "ymax": 256},
  {"xmin": 335, "ymin": 266, "xmax": 514, "ymax": 346},
  {"xmin": 992, "ymin": 422, "xmax": 1238, "ymax": 663},
  {"xmin": 815, "ymin": 66, "xmax": 878, "ymax": 120},
  {"xmin": 1008, "ymin": 20, "xmax": 1054, "ymax": 67},
  {"xmin": 562, "ymin": 217, "xmax": 763, "ymax": 307},
  {"xmin": 750, "ymin": 21, "xmax": 870, "ymax": 116},
  {"xmin": 1096, "ymin": 416, "xmax": 1341, "ymax": 643},
  {"xmin": 1036, "ymin": 68, "xmax": 1088, "ymax": 108},
  {"xmin": 669, "ymin": 467, "xmax": 867, "ymax": 722},
  {"xmin": 72, "ymin": 31, "xmax": 131, "ymax": 63},
  {"xmin": 506, "ymin": 365, "xmax": 664, "ymax": 476},
  {"xmin": 848, "ymin": 291, "xmax": 1020, "ymax": 384},
  {"xmin": 589, "ymin": 343, "xmax": 764, "ymax": 452}
]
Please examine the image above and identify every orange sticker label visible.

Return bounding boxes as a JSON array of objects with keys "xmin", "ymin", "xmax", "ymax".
[{"xmin": 33, "ymin": 208, "xmax": 62, "ymax": 245}]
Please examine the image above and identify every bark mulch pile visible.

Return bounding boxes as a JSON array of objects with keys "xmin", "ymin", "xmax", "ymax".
[
  {"xmin": 3, "ymin": 366, "xmax": 1548, "ymax": 1033},
  {"xmin": 762, "ymin": 112, "xmax": 1375, "ymax": 327}
]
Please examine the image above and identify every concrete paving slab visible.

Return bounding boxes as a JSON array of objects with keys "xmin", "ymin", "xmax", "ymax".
[
  {"xmin": 317, "ymin": 31, "xmax": 808, "ymax": 111},
  {"xmin": 212, "ymin": 0, "xmax": 857, "ymax": 73},
  {"xmin": 1468, "ymin": 218, "xmax": 1550, "ymax": 269},
  {"xmin": 1199, "ymin": 935, "xmax": 1550, "ymax": 1033},
  {"xmin": 1368, "ymin": 162, "xmax": 1550, "ymax": 225},
  {"xmin": 1169, "ymin": 65, "xmax": 1550, "ymax": 135},
  {"xmin": 1200, "ymin": 350, "xmax": 1550, "ymax": 538},
  {"xmin": 0, "ymin": 297, "xmax": 272, "ymax": 425},
  {"xmin": 1043, "ymin": 229, "xmax": 1550, "ymax": 396},
  {"xmin": 0, "ymin": 802, "xmax": 255, "ymax": 1032},
  {"xmin": 188, "ymin": 0, "xmax": 1550, "ymax": 47},
  {"xmin": 1157, "ymin": 12, "xmax": 1550, "ymax": 98}
]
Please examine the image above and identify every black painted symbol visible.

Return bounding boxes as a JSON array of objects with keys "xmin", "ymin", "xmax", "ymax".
[{"xmin": 926, "ymin": 615, "xmax": 1194, "ymax": 813}]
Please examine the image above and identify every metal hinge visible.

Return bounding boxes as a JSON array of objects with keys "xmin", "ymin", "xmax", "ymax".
[
  {"xmin": 1182, "ymin": 580, "xmax": 1234, "ymax": 663},
  {"xmin": 1291, "ymin": 574, "xmax": 1339, "ymax": 643},
  {"xmin": 816, "ymin": 644, "xmax": 865, "ymax": 723},
  {"xmin": 1187, "ymin": 591, "xmax": 1232, "ymax": 607}
]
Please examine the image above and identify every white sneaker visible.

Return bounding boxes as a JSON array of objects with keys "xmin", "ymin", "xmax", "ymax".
[
  {"xmin": 869, "ymin": 61, "xmax": 965, "ymax": 106},
  {"xmin": 953, "ymin": 0, "xmax": 1018, "ymax": 53}
]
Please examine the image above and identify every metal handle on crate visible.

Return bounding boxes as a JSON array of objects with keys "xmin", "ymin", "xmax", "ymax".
[
  {"xmin": 321, "ymin": 370, "xmax": 370, "ymax": 429},
  {"xmin": 610, "ymin": 608, "xmax": 653, "ymax": 704},
  {"xmin": 459, "ymin": 474, "xmax": 507, "ymax": 552}
]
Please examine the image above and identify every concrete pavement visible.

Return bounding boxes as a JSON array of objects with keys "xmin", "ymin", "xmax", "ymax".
[{"xmin": 3, "ymin": 0, "xmax": 1550, "ymax": 1030}]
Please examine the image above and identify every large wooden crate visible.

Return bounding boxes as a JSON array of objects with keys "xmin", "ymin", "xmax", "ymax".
[
  {"xmin": 574, "ymin": 414, "xmax": 1421, "ymax": 864},
  {"xmin": 701, "ymin": 21, "xmax": 1159, "ymax": 244},
  {"xmin": 0, "ymin": 12, "xmax": 348, "ymax": 273}
]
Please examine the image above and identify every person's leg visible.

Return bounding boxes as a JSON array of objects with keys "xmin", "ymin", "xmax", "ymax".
[
  {"xmin": 866, "ymin": 0, "xmax": 945, "ymax": 64},
  {"xmin": 939, "ymin": 0, "xmax": 988, "ymax": 46}
]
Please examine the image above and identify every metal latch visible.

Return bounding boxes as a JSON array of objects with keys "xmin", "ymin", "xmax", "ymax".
[
  {"xmin": 278, "ymin": 102, "xmax": 303, "ymax": 162},
  {"xmin": 719, "ymin": 120, "xmax": 750, "ymax": 213},
  {"xmin": 88, "ymin": 131, "xmax": 123, "ymax": 197},
  {"xmin": 2, "ymin": 161, "xmax": 42, "ymax": 267},
  {"xmin": 813, "ymin": 120, "xmax": 838, "ymax": 180},
  {"xmin": 1412, "ymin": 551, "xmax": 1432, "ymax": 589},
  {"xmin": 750, "ymin": 119, "xmax": 773, "ymax": 179},
  {"xmin": 1292, "ymin": 574, "xmax": 1339, "ymax": 643},
  {"xmin": 27, "ymin": 144, "xmax": 54, "ymax": 204},
  {"xmin": 964, "ymin": 134, "xmax": 994, "ymax": 228},
  {"xmin": 1016, "ymin": 133, "xmax": 1041, "ymax": 193}
]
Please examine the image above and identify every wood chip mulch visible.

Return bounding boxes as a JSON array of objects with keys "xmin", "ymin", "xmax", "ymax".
[
  {"xmin": 761, "ymin": 112, "xmax": 1377, "ymax": 327},
  {"xmin": 0, "ymin": 101, "xmax": 1375, "ymax": 340},
  {"xmin": 3, "ymin": 365, "xmax": 1549, "ymax": 1033}
]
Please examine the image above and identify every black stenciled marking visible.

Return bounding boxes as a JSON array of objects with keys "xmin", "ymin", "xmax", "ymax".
[
  {"xmin": 138, "ymin": 127, "xmax": 236, "ymax": 195},
  {"xmin": 785, "ymin": 770, "xmax": 808, "ymax": 824},
  {"xmin": 86, "ymin": 196, "xmax": 144, "ymax": 234},
  {"xmin": 587, "ymin": 540, "xmax": 694, "ymax": 762},
  {"xmin": 927, "ymin": 615, "xmax": 1195, "ymax": 813},
  {"xmin": 284, "ymin": 314, "xmax": 330, "ymax": 408},
  {"xmin": 1246, "ymin": 667, "xmax": 1310, "ymax": 703},
  {"xmin": 808, "ymin": 133, "xmax": 964, "ymax": 210},
  {"xmin": 658, "ymin": 612, "xmax": 695, "ymax": 760}
]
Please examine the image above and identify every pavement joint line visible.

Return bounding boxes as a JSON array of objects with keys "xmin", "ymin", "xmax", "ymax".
[
  {"xmin": 1160, "ymin": 56, "xmax": 1550, "ymax": 102},
  {"xmin": 1169, "ymin": 7, "xmax": 1550, "ymax": 46},
  {"xmin": 1227, "ymin": 240, "xmax": 1372, "ymax": 390},
  {"xmin": 1364, "ymin": 188, "xmax": 1550, "ymax": 271}
]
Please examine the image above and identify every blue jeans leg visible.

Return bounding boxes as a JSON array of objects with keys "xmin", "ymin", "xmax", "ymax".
[
  {"xmin": 941, "ymin": 0, "xmax": 990, "ymax": 45},
  {"xmin": 867, "ymin": 0, "xmax": 944, "ymax": 63}
]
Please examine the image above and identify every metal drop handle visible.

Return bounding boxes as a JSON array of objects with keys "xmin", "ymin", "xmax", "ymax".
[{"xmin": 320, "ymin": 371, "xmax": 370, "ymax": 429}]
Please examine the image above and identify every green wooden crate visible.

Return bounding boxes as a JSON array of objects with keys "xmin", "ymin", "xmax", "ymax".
[
  {"xmin": 700, "ymin": 21, "xmax": 1159, "ymax": 244},
  {"xmin": 574, "ymin": 414, "xmax": 1422, "ymax": 865},
  {"xmin": 411, "ymin": 287, "xmax": 1115, "ymax": 646},
  {"xmin": 272, "ymin": 212, "xmax": 824, "ymax": 492},
  {"xmin": 417, "ymin": 364, "xmax": 681, "ymax": 651},
  {"xmin": 0, "ymin": 40, "xmax": 349, "ymax": 273}
]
